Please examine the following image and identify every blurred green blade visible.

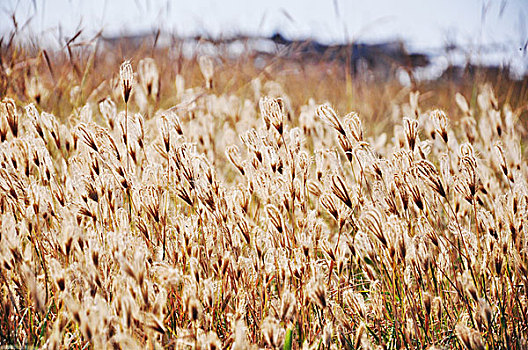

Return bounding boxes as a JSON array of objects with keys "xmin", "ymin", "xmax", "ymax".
[{"xmin": 283, "ymin": 328, "xmax": 293, "ymax": 350}]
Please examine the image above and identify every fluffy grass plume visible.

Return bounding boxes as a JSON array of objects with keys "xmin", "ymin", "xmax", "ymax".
[{"xmin": 0, "ymin": 36, "xmax": 527, "ymax": 349}]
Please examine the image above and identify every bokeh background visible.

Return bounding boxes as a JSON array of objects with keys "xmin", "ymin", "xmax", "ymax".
[{"xmin": 1, "ymin": 0, "xmax": 527, "ymax": 77}]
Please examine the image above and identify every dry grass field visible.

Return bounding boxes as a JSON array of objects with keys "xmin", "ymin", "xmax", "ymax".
[{"xmin": 0, "ymin": 38, "xmax": 528, "ymax": 349}]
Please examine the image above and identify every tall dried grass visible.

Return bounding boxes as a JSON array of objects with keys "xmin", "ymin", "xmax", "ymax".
[{"xmin": 0, "ymin": 39, "xmax": 527, "ymax": 349}]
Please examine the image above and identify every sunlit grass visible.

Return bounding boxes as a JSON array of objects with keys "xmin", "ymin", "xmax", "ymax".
[{"xmin": 0, "ymin": 38, "xmax": 527, "ymax": 349}]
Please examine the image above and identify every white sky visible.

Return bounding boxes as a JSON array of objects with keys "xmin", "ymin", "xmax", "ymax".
[{"xmin": 1, "ymin": 0, "xmax": 527, "ymax": 64}]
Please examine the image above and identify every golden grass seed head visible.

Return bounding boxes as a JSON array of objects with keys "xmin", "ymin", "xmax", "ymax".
[
  {"xmin": 259, "ymin": 97, "xmax": 284, "ymax": 135},
  {"xmin": 308, "ymin": 279, "xmax": 327, "ymax": 309},
  {"xmin": 0, "ymin": 113, "xmax": 8, "ymax": 142},
  {"xmin": 138, "ymin": 58, "xmax": 159, "ymax": 98},
  {"xmin": 416, "ymin": 159, "xmax": 447, "ymax": 198},
  {"xmin": 316, "ymin": 104, "xmax": 346, "ymax": 136},
  {"xmin": 344, "ymin": 112, "xmax": 363, "ymax": 142},
  {"xmin": 279, "ymin": 289, "xmax": 296, "ymax": 322},
  {"xmin": 331, "ymin": 173, "xmax": 353, "ymax": 208},
  {"xmin": 456, "ymin": 93, "xmax": 470, "ymax": 116},
  {"xmin": 476, "ymin": 298, "xmax": 493, "ymax": 330},
  {"xmin": 423, "ymin": 292, "xmax": 432, "ymax": 316},
  {"xmin": 198, "ymin": 56, "xmax": 214, "ymax": 90},
  {"xmin": 120, "ymin": 61, "xmax": 134, "ymax": 104},
  {"xmin": 466, "ymin": 328, "xmax": 485, "ymax": 350},
  {"xmin": 2, "ymin": 98, "xmax": 18, "ymax": 137},
  {"xmin": 320, "ymin": 193, "xmax": 339, "ymax": 222},
  {"xmin": 403, "ymin": 117, "xmax": 418, "ymax": 151},
  {"xmin": 200, "ymin": 331, "xmax": 222, "ymax": 350},
  {"xmin": 25, "ymin": 103, "xmax": 44, "ymax": 139},
  {"xmin": 261, "ymin": 316, "xmax": 284, "ymax": 349},
  {"xmin": 159, "ymin": 115, "xmax": 171, "ymax": 153},
  {"xmin": 431, "ymin": 109, "xmax": 449, "ymax": 143},
  {"xmin": 323, "ymin": 322, "xmax": 333, "ymax": 348},
  {"xmin": 99, "ymin": 97, "xmax": 117, "ymax": 130},
  {"xmin": 226, "ymin": 145, "xmax": 245, "ymax": 176},
  {"xmin": 337, "ymin": 134, "xmax": 353, "ymax": 162}
]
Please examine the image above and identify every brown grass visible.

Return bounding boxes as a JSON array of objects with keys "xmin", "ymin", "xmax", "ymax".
[{"xmin": 0, "ymin": 36, "xmax": 527, "ymax": 349}]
